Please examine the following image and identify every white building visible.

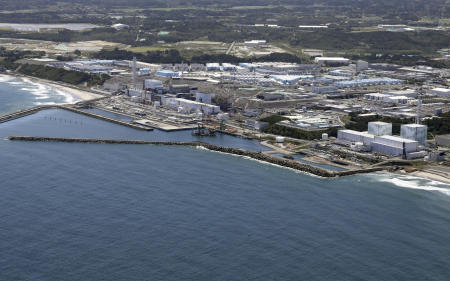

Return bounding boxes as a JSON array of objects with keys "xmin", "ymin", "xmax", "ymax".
[
  {"xmin": 401, "ymin": 124, "xmax": 427, "ymax": 146},
  {"xmin": 337, "ymin": 129, "xmax": 374, "ymax": 146},
  {"xmin": 364, "ymin": 93, "xmax": 390, "ymax": 102},
  {"xmin": 206, "ymin": 63, "xmax": 221, "ymax": 71},
  {"xmin": 111, "ymin": 23, "xmax": 129, "ymax": 30},
  {"xmin": 144, "ymin": 79, "xmax": 164, "ymax": 90},
  {"xmin": 165, "ymin": 98, "xmax": 220, "ymax": 115},
  {"xmin": 244, "ymin": 40, "xmax": 267, "ymax": 46},
  {"xmin": 384, "ymin": 95, "xmax": 412, "ymax": 104},
  {"xmin": 127, "ymin": 88, "xmax": 145, "ymax": 97},
  {"xmin": 368, "ymin": 122, "xmax": 392, "ymax": 136},
  {"xmin": 298, "ymin": 25, "xmax": 328, "ymax": 29},
  {"xmin": 315, "ymin": 57, "xmax": 350, "ymax": 64},
  {"xmin": 371, "ymin": 135, "xmax": 418, "ymax": 156},
  {"xmin": 431, "ymin": 88, "xmax": 450, "ymax": 97},
  {"xmin": 383, "ymin": 89, "xmax": 417, "ymax": 98},
  {"xmin": 356, "ymin": 60, "xmax": 369, "ymax": 72},
  {"xmin": 222, "ymin": 63, "xmax": 237, "ymax": 71}
]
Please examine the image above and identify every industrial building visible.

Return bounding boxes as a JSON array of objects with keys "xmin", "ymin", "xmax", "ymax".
[
  {"xmin": 222, "ymin": 63, "xmax": 237, "ymax": 71},
  {"xmin": 244, "ymin": 40, "xmax": 267, "ymax": 46},
  {"xmin": 371, "ymin": 135, "xmax": 418, "ymax": 156},
  {"xmin": 156, "ymin": 70, "xmax": 180, "ymax": 78},
  {"xmin": 164, "ymin": 98, "xmax": 220, "ymax": 115},
  {"xmin": 313, "ymin": 86, "xmax": 338, "ymax": 94},
  {"xmin": 383, "ymin": 89, "xmax": 417, "ymax": 98},
  {"xmin": 364, "ymin": 93, "xmax": 391, "ymax": 102},
  {"xmin": 431, "ymin": 88, "xmax": 450, "ymax": 97},
  {"xmin": 195, "ymin": 92, "xmax": 215, "ymax": 104},
  {"xmin": 335, "ymin": 78, "xmax": 403, "ymax": 88},
  {"xmin": 435, "ymin": 135, "xmax": 450, "ymax": 147},
  {"xmin": 144, "ymin": 79, "xmax": 164, "ymax": 90},
  {"xmin": 337, "ymin": 130, "xmax": 375, "ymax": 146},
  {"xmin": 368, "ymin": 122, "xmax": 392, "ymax": 136},
  {"xmin": 356, "ymin": 60, "xmax": 369, "ymax": 72},
  {"xmin": 206, "ymin": 63, "xmax": 221, "ymax": 71},
  {"xmin": 314, "ymin": 57, "xmax": 350, "ymax": 64},
  {"xmin": 401, "ymin": 124, "xmax": 428, "ymax": 146}
]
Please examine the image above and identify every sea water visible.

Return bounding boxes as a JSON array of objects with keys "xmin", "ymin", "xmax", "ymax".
[
  {"xmin": 0, "ymin": 80, "xmax": 449, "ymax": 280},
  {"xmin": 0, "ymin": 74, "xmax": 77, "ymax": 115}
]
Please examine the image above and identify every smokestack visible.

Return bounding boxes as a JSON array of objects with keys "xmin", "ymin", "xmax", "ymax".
[
  {"xmin": 416, "ymin": 89, "xmax": 422, "ymax": 124},
  {"xmin": 132, "ymin": 56, "xmax": 137, "ymax": 89}
]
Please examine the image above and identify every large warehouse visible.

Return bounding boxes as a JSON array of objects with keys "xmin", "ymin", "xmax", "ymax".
[{"xmin": 371, "ymin": 135, "xmax": 418, "ymax": 156}]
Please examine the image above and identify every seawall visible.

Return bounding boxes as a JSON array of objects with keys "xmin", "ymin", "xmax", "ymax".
[{"xmin": 7, "ymin": 136, "xmax": 387, "ymax": 178}]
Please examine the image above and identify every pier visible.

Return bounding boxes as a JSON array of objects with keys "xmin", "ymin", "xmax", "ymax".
[{"xmin": 7, "ymin": 136, "xmax": 387, "ymax": 178}]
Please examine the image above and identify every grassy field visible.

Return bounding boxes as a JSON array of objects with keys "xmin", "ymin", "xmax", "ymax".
[{"xmin": 128, "ymin": 46, "xmax": 168, "ymax": 53}]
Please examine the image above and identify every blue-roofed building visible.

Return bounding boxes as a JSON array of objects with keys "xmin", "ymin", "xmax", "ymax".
[{"xmin": 156, "ymin": 70, "xmax": 180, "ymax": 78}]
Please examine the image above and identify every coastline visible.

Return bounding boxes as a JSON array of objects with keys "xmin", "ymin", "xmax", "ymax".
[
  {"xmin": 2, "ymin": 72, "xmax": 103, "ymax": 102},
  {"xmin": 394, "ymin": 169, "xmax": 450, "ymax": 185}
]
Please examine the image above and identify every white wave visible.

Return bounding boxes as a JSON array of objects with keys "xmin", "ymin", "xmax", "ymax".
[
  {"xmin": 0, "ymin": 74, "xmax": 15, "ymax": 83},
  {"xmin": 7, "ymin": 81, "xmax": 24, "ymax": 86},
  {"xmin": 33, "ymin": 101, "xmax": 58, "ymax": 105},
  {"xmin": 374, "ymin": 173, "xmax": 450, "ymax": 196},
  {"xmin": 5, "ymin": 76, "xmax": 79, "ymax": 104}
]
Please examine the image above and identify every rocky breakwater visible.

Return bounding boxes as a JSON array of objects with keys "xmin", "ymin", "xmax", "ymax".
[{"xmin": 7, "ymin": 136, "xmax": 386, "ymax": 178}]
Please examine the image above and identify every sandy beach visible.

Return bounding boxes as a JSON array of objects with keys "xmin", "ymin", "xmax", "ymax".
[
  {"xmin": 6, "ymin": 72, "xmax": 103, "ymax": 102},
  {"xmin": 409, "ymin": 170, "xmax": 450, "ymax": 185}
]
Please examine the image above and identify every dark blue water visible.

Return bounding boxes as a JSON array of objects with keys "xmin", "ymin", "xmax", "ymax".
[
  {"xmin": 0, "ymin": 109, "xmax": 267, "ymax": 150},
  {"xmin": 1, "ymin": 83, "xmax": 450, "ymax": 280}
]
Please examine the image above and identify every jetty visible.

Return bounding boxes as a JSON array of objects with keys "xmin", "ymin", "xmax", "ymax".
[
  {"xmin": 0, "ymin": 105, "xmax": 57, "ymax": 123},
  {"xmin": 60, "ymin": 106, "xmax": 153, "ymax": 131},
  {"xmin": 0, "ymin": 105, "xmax": 153, "ymax": 131},
  {"xmin": 7, "ymin": 136, "xmax": 387, "ymax": 178}
]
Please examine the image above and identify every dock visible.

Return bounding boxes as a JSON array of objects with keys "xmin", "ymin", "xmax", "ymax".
[{"xmin": 7, "ymin": 136, "xmax": 388, "ymax": 178}]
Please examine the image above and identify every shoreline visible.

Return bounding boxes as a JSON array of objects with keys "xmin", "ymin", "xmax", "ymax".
[{"xmin": 1, "ymin": 72, "xmax": 103, "ymax": 102}]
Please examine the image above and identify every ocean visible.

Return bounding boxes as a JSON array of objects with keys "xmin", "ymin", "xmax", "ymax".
[
  {"xmin": 0, "ymin": 74, "xmax": 77, "ymax": 115},
  {"xmin": 0, "ymin": 77, "xmax": 449, "ymax": 280}
]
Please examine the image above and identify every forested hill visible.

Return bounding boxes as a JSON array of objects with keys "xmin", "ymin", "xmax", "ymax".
[{"xmin": 2, "ymin": 0, "xmax": 449, "ymax": 17}]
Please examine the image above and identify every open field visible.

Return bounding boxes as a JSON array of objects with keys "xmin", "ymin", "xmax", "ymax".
[{"xmin": 0, "ymin": 38, "xmax": 129, "ymax": 54}]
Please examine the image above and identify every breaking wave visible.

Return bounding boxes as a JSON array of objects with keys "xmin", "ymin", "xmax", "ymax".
[{"xmin": 371, "ymin": 173, "xmax": 450, "ymax": 196}]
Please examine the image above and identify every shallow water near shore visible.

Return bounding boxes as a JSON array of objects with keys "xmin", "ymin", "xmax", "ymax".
[
  {"xmin": 0, "ymin": 74, "xmax": 77, "ymax": 115},
  {"xmin": 1, "ymin": 80, "xmax": 450, "ymax": 280}
]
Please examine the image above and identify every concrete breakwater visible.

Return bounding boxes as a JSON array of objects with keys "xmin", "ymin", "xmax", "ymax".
[
  {"xmin": 8, "ymin": 136, "xmax": 386, "ymax": 178},
  {"xmin": 0, "ymin": 105, "xmax": 57, "ymax": 123},
  {"xmin": 60, "ymin": 106, "xmax": 153, "ymax": 131},
  {"xmin": 0, "ymin": 105, "xmax": 153, "ymax": 131}
]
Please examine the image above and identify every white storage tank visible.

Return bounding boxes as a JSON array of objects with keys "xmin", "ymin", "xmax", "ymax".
[
  {"xmin": 322, "ymin": 133, "xmax": 328, "ymax": 140},
  {"xmin": 368, "ymin": 121, "xmax": 392, "ymax": 136},
  {"xmin": 276, "ymin": 136, "xmax": 285, "ymax": 143},
  {"xmin": 401, "ymin": 124, "xmax": 427, "ymax": 146}
]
